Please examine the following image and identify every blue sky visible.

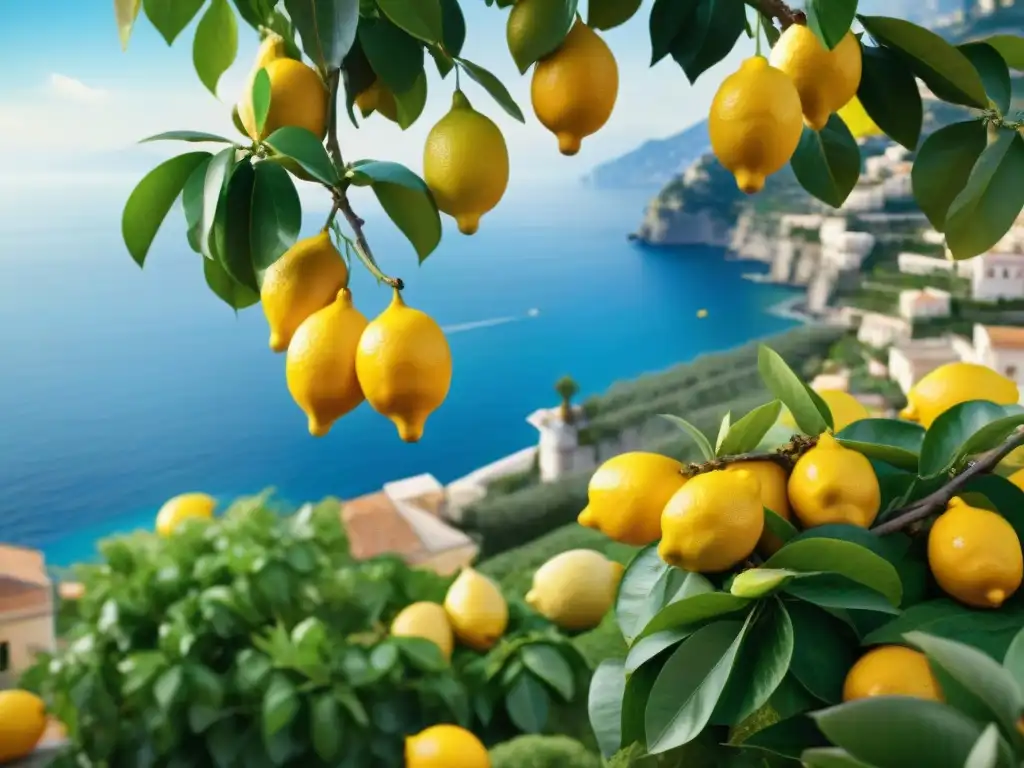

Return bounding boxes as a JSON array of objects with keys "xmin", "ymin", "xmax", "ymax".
[{"xmin": 0, "ymin": 0, "xmax": 754, "ymax": 191}]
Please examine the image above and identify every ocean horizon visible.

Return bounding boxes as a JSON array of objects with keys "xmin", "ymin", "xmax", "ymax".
[{"xmin": 0, "ymin": 182, "xmax": 802, "ymax": 568}]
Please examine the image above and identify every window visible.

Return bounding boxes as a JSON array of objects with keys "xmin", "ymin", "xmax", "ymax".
[
  {"xmin": 1007, "ymin": 366, "xmax": 1018, "ymax": 379},
  {"xmin": 987, "ymin": 268, "xmax": 996, "ymax": 278},
  {"xmin": 0, "ymin": 641, "xmax": 8, "ymax": 673},
  {"xmin": 1005, "ymin": 268, "xmax": 1012, "ymax": 279}
]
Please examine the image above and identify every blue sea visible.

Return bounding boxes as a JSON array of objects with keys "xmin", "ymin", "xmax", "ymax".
[{"xmin": 0, "ymin": 182, "xmax": 801, "ymax": 568}]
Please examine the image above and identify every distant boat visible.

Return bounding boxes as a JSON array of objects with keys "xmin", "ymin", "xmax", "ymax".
[
  {"xmin": 697, "ymin": 308, "xmax": 708, "ymax": 318},
  {"xmin": 527, "ymin": 308, "xmax": 540, "ymax": 317}
]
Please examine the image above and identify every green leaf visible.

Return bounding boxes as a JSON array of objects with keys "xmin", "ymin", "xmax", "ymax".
[
  {"xmin": 505, "ymin": 673, "xmax": 550, "ymax": 733},
  {"xmin": 638, "ymin": 592, "xmax": 751, "ymax": 642},
  {"xmin": 262, "ymin": 673, "xmax": 299, "ymax": 739},
  {"xmin": 346, "ymin": 160, "xmax": 441, "ymax": 262},
  {"xmin": 377, "ymin": 0, "xmax": 443, "ymax": 43},
  {"xmin": 392, "ymin": 70, "xmax": 429, "ymax": 129},
  {"xmin": 251, "ymin": 69, "xmax": 272, "ymax": 137},
  {"xmin": 154, "ymin": 665, "xmax": 185, "ymax": 711},
  {"xmin": 143, "ymin": 0, "xmax": 205, "ymax": 44},
  {"xmin": 789, "ymin": 115, "xmax": 861, "ymax": 208},
  {"xmin": 455, "ymin": 57, "xmax": 526, "ymax": 123},
  {"xmin": 115, "ymin": 0, "xmax": 142, "ymax": 50},
  {"xmin": 438, "ymin": 0, "xmax": 466, "ymax": 65},
  {"xmin": 858, "ymin": 15, "xmax": 988, "ymax": 108},
  {"xmin": 392, "ymin": 636, "xmax": 447, "ymax": 672},
  {"xmin": 588, "ymin": 0, "xmax": 642, "ymax": 31},
  {"xmin": 764, "ymin": 508, "xmax": 798, "ymax": 547},
  {"xmin": 964, "ymin": 724, "xmax": 1001, "ymax": 768},
  {"xmin": 911, "ymin": 120, "xmax": 988, "ymax": 232},
  {"xmin": 193, "ymin": 0, "xmax": 238, "ymax": 96},
  {"xmin": 758, "ymin": 345, "xmax": 830, "ymax": 435},
  {"xmin": 959, "ymin": 42, "xmax": 1011, "ymax": 114},
  {"xmin": 264, "ymin": 127, "xmax": 338, "ymax": 185},
  {"xmin": 213, "ymin": 160, "xmax": 259, "ymax": 291},
  {"xmin": 729, "ymin": 568, "xmax": 804, "ymax": 599},
  {"xmin": 626, "ymin": 629, "xmax": 693, "ymax": 674},
  {"xmin": 204, "ymin": 256, "xmax": 260, "ymax": 311},
  {"xmin": 790, "ymin": 523, "xmax": 911, "ymax": 562},
  {"xmin": 520, "ymin": 644, "xmax": 574, "ymax": 702},
  {"xmin": 769, "ymin": 674, "xmax": 823, "ymax": 720},
  {"xmin": 1004, "ymin": 625, "xmax": 1024, "ymax": 693},
  {"xmin": 765, "ymin": 538, "xmax": 902, "ymax": 607},
  {"xmin": 984, "ymin": 35, "xmax": 1024, "ymax": 70},
  {"xmin": 649, "ymin": 0, "xmax": 698, "ymax": 65},
  {"xmin": 806, "ymin": 0, "xmax": 857, "ymax": 51},
  {"xmin": 856, "ymin": 44, "xmax": 922, "ymax": 150},
  {"xmin": 741, "ymin": 714, "xmax": 829, "ymax": 760},
  {"xmin": 249, "ymin": 161, "xmax": 301, "ymax": 276},
  {"xmin": 588, "ymin": 660, "xmax": 626, "ymax": 758},
  {"xmin": 140, "ymin": 130, "xmax": 235, "ymax": 144},
  {"xmin": 918, "ymin": 400, "xmax": 1009, "ymax": 476},
  {"xmin": 718, "ymin": 400, "xmax": 782, "ymax": 457},
  {"xmin": 783, "ymin": 573, "xmax": 900, "ymax": 615},
  {"xmin": 760, "ymin": 12, "xmax": 781, "ymax": 46},
  {"xmin": 198, "ymin": 148, "xmax": 236, "ymax": 262},
  {"xmin": 669, "ymin": 0, "xmax": 746, "ymax": 85},
  {"xmin": 283, "ymin": 0, "xmax": 359, "ymax": 71},
  {"xmin": 801, "ymin": 748, "xmax": 880, "ymax": 767},
  {"xmin": 506, "ymin": 0, "xmax": 576, "ymax": 74},
  {"xmin": 644, "ymin": 619, "xmax": 748, "ymax": 753},
  {"xmin": 958, "ymin": 474, "xmax": 1024, "ymax": 547},
  {"xmin": 659, "ymin": 414, "xmax": 715, "ymax": 461},
  {"xmin": 945, "ymin": 129, "xmax": 1024, "ymax": 261},
  {"xmin": 715, "ymin": 412, "xmax": 732, "ymax": 453},
  {"xmin": 835, "ymin": 418, "xmax": 924, "ymax": 472},
  {"xmin": 122, "ymin": 151, "xmax": 211, "ymax": 267},
  {"xmin": 359, "ymin": 16, "xmax": 424, "ymax": 93},
  {"xmin": 786, "ymin": 600, "xmax": 858, "ymax": 704},
  {"xmin": 311, "ymin": 693, "xmax": 344, "ymax": 761}
]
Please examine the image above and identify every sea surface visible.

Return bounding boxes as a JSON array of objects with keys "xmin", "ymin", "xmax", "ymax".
[{"xmin": 0, "ymin": 182, "xmax": 801, "ymax": 567}]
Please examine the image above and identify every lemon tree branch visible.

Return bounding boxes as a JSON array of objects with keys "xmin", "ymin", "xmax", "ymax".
[{"xmin": 742, "ymin": 0, "xmax": 804, "ymax": 29}]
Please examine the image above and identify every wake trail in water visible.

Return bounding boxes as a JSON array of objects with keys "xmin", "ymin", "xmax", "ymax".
[{"xmin": 442, "ymin": 309, "xmax": 540, "ymax": 335}]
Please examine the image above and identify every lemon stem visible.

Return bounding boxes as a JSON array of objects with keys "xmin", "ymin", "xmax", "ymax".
[
  {"xmin": 754, "ymin": 12, "xmax": 762, "ymax": 56},
  {"xmin": 742, "ymin": 0, "xmax": 804, "ymax": 29}
]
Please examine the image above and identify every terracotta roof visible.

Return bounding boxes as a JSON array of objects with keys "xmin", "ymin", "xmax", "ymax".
[
  {"xmin": 0, "ymin": 544, "xmax": 50, "ymax": 588},
  {"xmin": 983, "ymin": 325, "xmax": 1024, "ymax": 350},
  {"xmin": 408, "ymin": 490, "xmax": 447, "ymax": 518},
  {"xmin": 341, "ymin": 492, "xmax": 425, "ymax": 561}
]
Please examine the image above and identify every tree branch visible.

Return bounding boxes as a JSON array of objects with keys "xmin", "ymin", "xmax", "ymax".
[
  {"xmin": 743, "ymin": 0, "xmax": 805, "ymax": 29},
  {"xmin": 872, "ymin": 425, "xmax": 1024, "ymax": 535}
]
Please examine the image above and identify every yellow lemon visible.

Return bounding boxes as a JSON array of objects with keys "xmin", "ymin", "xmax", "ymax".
[
  {"xmin": 578, "ymin": 452, "xmax": 686, "ymax": 546},
  {"xmin": 842, "ymin": 646, "xmax": 943, "ymax": 702},
  {"xmin": 1009, "ymin": 467, "xmax": 1024, "ymax": 490},
  {"xmin": 390, "ymin": 602, "xmax": 454, "ymax": 661},
  {"xmin": 709, "ymin": 56, "xmax": 804, "ymax": 194},
  {"xmin": 238, "ymin": 54, "xmax": 327, "ymax": 142},
  {"xmin": 155, "ymin": 493, "xmax": 216, "ymax": 537},
  {"xmin": 531, "ymin": 18, "xmax": 618, "ymax": 155},
  {"xmin": 443, "ymin": 568, "xmax": 509, "ymax": 651},
  {"xmin": 780, "ymin": 390, "xmax": 870, "ymax": 433},
  {"xmin": 787, "ymin": 433, "xmax": 880, "ymax": 528},
  {"xmin": 725, "ymin": 461, "xmax": 791, "ymax": 554},
  {"xmin": 659, "ymin": 469, "xmax": 764, "ymax": 573},
  {"xmin": 405, "ymin": 724, "xmax": 491, "ymax": 768},
  {"xmin": 900, "ymin": 362, "xmax": 1019, "ymax": 428},
  {"xmin": 928, "ymin": 497, "xmax": 1023, "ymax": 609},
  {"xmin": 525, "ymin": 549, "xmax": 625, "ymax": 631},
  {"xmin": 261, "ymin": 231, "xmax": 349, "ymax": 353},
  {"xmin": 423, "ymin": 90, "xmax": 510, "ymax": 235},
  {"xmin": 769, "ymin": 26, "xmax": 862, "ymax": 131},
  {"xmin": 355, "ymin": 79, "xmax": 398, "ymax": 121},
  {"xmin": 838, "ymin": 96, "xmax": 882, "ymax": 139},
  {"xmin": 355, "ymin": 289, "xmax": 452, "ymax": 443},
  {"xmin": 285, "ymin": 288, "xmax": 368, "ymax": 437},
  {"xmin": 0, "ymin": 690, "xmax": 48, "ymax": 763}
]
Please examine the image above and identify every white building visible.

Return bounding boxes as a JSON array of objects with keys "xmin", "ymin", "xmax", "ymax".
[
  {"xmin": 973, "ymin": 324, "xmax": 1024, "ymax": 386},
  {"xmin": 888, "ymin": 337, "xmax": 965, "ymax": 394},
  {"xmin": 882, "ymin": 172, "xmax": 913, "ymax": 200},
  {"xmin": 899, "ymin": 287, "xmax": 951, "ymax": 320},
  {"xmin": 526, "ymin": 405, "xmax": 593, "ymax": 482},
  {"xmin": 822, "ymin": 229, "xmax": 876, "ymax": 270},
  {"xmin": 841, "ymin": 185, "xmax": 885, "ymax": 213},
  {"xmin": 858, "ymin": 312, "xmax": 912, "ymax": 348},
  {"xmin": 922, "ymin": 229, "xmax": 946, "ymax": 246},
  {"xmin": 971, "ymin": 251, "xmax": 1024, "ymax": 302},
  {"xmin": 898, "ymin": 252, "xmax": 971, "ymax": 277}
]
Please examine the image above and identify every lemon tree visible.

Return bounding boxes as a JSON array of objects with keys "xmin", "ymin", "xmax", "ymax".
[{"xmin": 585, "ymin": 344, "xmax": 1024, "ymax": 766}]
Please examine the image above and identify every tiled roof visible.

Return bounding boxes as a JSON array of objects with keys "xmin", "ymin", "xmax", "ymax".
[
  {"xmin": 983, "ymin": 325, "xmax": 1024, "ymax": 350},
  {"xmin": 341, "ymin": 492, "xmax": 425, "ymax": 561}
]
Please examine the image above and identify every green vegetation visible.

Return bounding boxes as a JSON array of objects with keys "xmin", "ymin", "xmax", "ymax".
[{"xmin": 489, "ymin": 734, "xmax": 602, "ymax": 768}]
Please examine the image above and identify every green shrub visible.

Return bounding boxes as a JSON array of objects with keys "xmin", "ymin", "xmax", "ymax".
[{"xmin": 489, "ymin": 734, "xmax": 601, "ymax": 768}]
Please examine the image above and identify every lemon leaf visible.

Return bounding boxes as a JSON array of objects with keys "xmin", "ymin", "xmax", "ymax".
[
  {"xmin": 506, "ymin": 0, "xmax": 577, "ymax": 74},
  {"xmin": 918, "ymin": 400, "xmax": 1012, "ymax": 476},
  {"xmin": 764, "ymin": 508, "xmax": 798, "ymax": 547},
  {"xmin": 787, "ymin": 600, "xmax": 858, "ymax": 704},
  {"xmin": 649, "ymin": 0, "xmax": 699, "ymax": 66},
  {"xmin": 959, "ymin": 42, "xmax": 1011, "ymax": 115},
  {"xmin": 1002, "ymin": 625, "xmax": 1024, "ymax": 694},
  {"xmin": 143, "ymin": 0, "xmax": 205, "ymax": 45},
  {"xmin": 789, "ymin": 115, "xmax": 861, "ymax": 209},
  {"xmin": 740, "ymin": 715, "xmax": 830, "ymax": 761},
  {"xmin": 139, "ymin": 131, "xmax": 235, "ymax": 144},
  {"xmin": 251, "ymin": 68, "xmax": 272, "ymax": 137},
  {"xmin": 588, "ymin": 0, "xmax": 642, "ymax": 31},
  {"xmin": 717, "ymin": 400, "xmax": 782, "ymax": 457},
  {"xmin": 359, "ymin": 15, "xmax": 425, "ymax": 94},
  {"xmin": 715, "ymin": 411, "xmax": 731, "ymax": 453},
  {"xmin": 756, "ymin": 345, "xmax": 831, "ymax": 436},
  {"xmin": 983, "ymin": 34, "xmax": 1024, "ymax": 70},
  {"xmin": 283, "ymin": 0, "xmax": 359, "ymax": 72},
  {"xmin": 911, "ymin": 119, "xmax": 988, "ymax": 233},
  {"xmin": 264, "ymin": 127, "xmax": 339, "ymax": 186},
  {"xmin": 806, "ymin": 0, "xmax": 857, "ymax": 51},
  {"xmin": 192, "ymin": 0, "xmax": 238, "ymax": 97},
  {"xmin": 765, "ymin": 538, "xmax": 902, "ymax": 607},
  {"xmin": 429, "ymin": 0, "xmax": 466, "ymax": 77},
  {"xmin": 455, "ymin": 57, "xmax": 526, "ymax": 123},
  {"xmin": 377, "ymin": 0, "xmax": 442, "ymax": 43},
  {"xmin": 505, "ymin": 673, "xmax": 550, "ymax": 733},
  {"xmin": 658, "ymin": 414, "xmax": 715, "ymax": 461},
  {"xmin": 250, "ymin": 161, "xmax": 301, "ymax": 275},
  {"xmin": 669, "ymin": 0, "xmax": 745, "ymax": 85},
  {"xmin": 835, "ymin": 418, "xmax": 925, "ymax": 472},
  {"xmin": 203, "ymin": 258, "xmax": 259, "ymax": 311},
  {"xmin": 393, "ymin": 70, "xmax": 429, "ymax": 130},
  {"xmin": 588, "ymin": 660, "xmax": 626, "ymax": 758},
  {"xmin": 857, "ymin": 44, "xmax": 922, "ymax": 151}
]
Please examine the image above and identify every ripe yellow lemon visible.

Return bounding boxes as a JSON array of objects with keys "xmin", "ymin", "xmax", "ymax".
[
  {"xmin": 405, "ymin": 724, "xmax": 491, "ymax": 768},
  {"xmin": 928, "ymin": 497, "xmax": 1023, "ymax": 609},
  {"xmin": 842, "ymin": 646, "xmax": 943, "ymax": 702},
  {"xmin": 577, "ymin": 452, "xmax": 686, "ymax": 546},
  {"xmin": 788, "ymin": 433, "xmax": 880, "ymax": 528},
  {"xmin": 444, "ymin": 568, "xmax": 509, "ymax": 651},
  {"xmin": 900, "ymin": 362, "xmax": 1019, "ymax": 428},
  {"xmin": 285, "ymin": 288, "xmax": 368, "ymax": 437},
  {"xmin": 261, "ymin": 231, "xmax": 349, "ymax": 353},
  {"xmin": 423, "ymin": 90, "xmax": 509, "ymax": 235},
  {"xmin": 239, "ymin": 55, "xmax": 327, "ymax": 142},
  {"xmin": 155, "ymin": 493, "xmax": 216, "ymax": 537},
  {"xmin": 780, "ymin": 390, "xmax": 870, "ymax": 433},
  {"xmin": 355, "ymin": 79, "xmax": 398, "ymax": 121},
  {"xmin": 838, "ymin": 96, "xmax": 882, "ymax": 139},
  {"xmin": 769, "ymin": 26, "xmax": 862, "ymax": 131},
  {"xmin": 355, "ymin": 289, "xmax": 452, "ymax": 443},
  {"xmin": 0, "ymin": 690, "xmax": 48, "ymax": 763},
  {"xmin": 709, "ymin": 56, "xmax": 804, "ymax": 194},
  {"xmin": 659, "ymin": 468, "xmax": 764, "ymax": 573},
  {"xmin": 531, "ymin": 18, "xmax": 618, "ymax": 155},
  {"xmin": 725, "ymin": 461, "xmax": 790, "ymax": 554},
  {"xmin": 390, "ymin": 602, "xmax": 454, "ymax": 661},
  {"xmin": 525, "ymin": 549, "xmax": 625, "ymax": 631}
]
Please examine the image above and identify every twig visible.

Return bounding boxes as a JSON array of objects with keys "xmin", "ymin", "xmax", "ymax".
[
  {"xmin": 873, "ymin": 425, "xmax": 1024, "ymax": 535},
  {"xmin": 743, "ymin": 0, "xmax": 805, "ymax": 29},
  {"xmin": 336, "ymin": 192, "xmax": 404, "ymax": 290}
]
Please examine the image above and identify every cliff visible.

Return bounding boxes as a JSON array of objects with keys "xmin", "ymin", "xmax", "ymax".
[{"xmin": 582, "ymin": 120, "xmax": 709, "ymax": 191}]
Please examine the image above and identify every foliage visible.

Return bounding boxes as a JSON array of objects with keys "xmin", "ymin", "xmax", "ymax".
[
  {"xmin": 489, "ymin": 734, "xmax": 601, "ymax": 768},
  {"xmin": 21, "ymin": 495, "xmax": 591, "ymax": 766}
]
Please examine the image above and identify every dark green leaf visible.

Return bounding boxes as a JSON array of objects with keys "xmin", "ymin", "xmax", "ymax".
[
  {"xmin": 786, "ymin": 600, "xmax": 858, "ymax": 704},
  {"xmin": 791, "ymin": 523, "xmax": 910, "ymax": 562},
  {"xmin": 455, "ymin": 57, "xmax": 526, "ymax": 123},
  {"xmin": 802, "ymin": 748, "xmax": 880, "ymax": 767},
  {"xmin": 311, "ymin": 694, "xmax": 344, "ymax": 761},
  {"xmin": 621, "ymin": 649, "xmax": 667, "ymax": 749},
  {"xmin": 252, "ymin": 68, "xmax": 272, "ymax": 137},
  {"xmin": 918, "ymin": 400, "xmax": 1008, "ymax": 476},
  {"xmin": 649, "ymin": 0, "xmax": 698, "ymax": 65},
  {"xmin": 589, "ymin": 660, "xmax": 625, "ymax": 758},
  {"xmin": 617, "ymin": 546, "xmax": 714, "ymax": 644},
  {"xmin": 659, "ymin": 414, "xmax": 715, "ymax": 460},
  {"xmin": 964, "ymin": 724, "xmax": 1001, "ymax": 768},
  {"xmin": 377, "ymin": 0, "xmax": 443, "ymax": 42},
  {"xmin": 669, "ymin": 0, "xmax": 746, "ymax": 85},
  {"xmin": 154, "ymin": 666, "xmax": 185, "ymax": 711},
  {"xmin": 250, "ymin": 161, "xmax": 301, "ymax": 274},
  {"xmin": 143, "ymin": 0, "xmax": 205, "ymax": 44},
  {"xmin": 393, "ymin": 70, "xmax": 429, "ymax": 129},
  {"xmin": 766, "ymin": 538, "xmax": 902, "ymax": 607},
  {"xmin": 951, "ymin": 414, "xmax": 1024, "ymax": 471},
  {"xmin": 199, "ymin": 147, "xmax": 237, "ymax": 262},
  {"xmin": 718, "ymin": 400, "xmax": 783, "ymax": 457},
  {"xmin": 264, "ymin": 127, "xmax": 338, "ymax": 185},
  {"xmin": 758, "ymin": 345, "xmax": 830, "ymax": 435},
  {"xmin": 123, "ymin": 152, "xmax": 210, "ymax": 267},
  {"xmin": 856, "ymin": 44, "xmax": 922, "ymax": 150},
  {"xmin": 204, "ymin": 258, "xmax": 260, "ymax": 310},
  {"xmin": 760, "ymin": 12, "xmax": 780, "ymax": 46},
  {"xmin": 506, "ymin": 673, "xmax": 550, "ymax": 733},
  {"xmin": 193, "ymin": 0, "xmax": 238, "ymax": 96},
  {"xmin": 984, "ymin": 34, "xmax": 1024, "ymax": 70},
  {"xmin": 346, "ymin": 160, "xmax": 441, "ymax": 261},
  {"xmin": 283, "ymin": 0, "xmax": 359, "ymax": 71},
  {"xmin": 392, "ymin": 636, "xmax": 447, "ymax": 672},
  {"xmin": 638, "ymin": 592, "xmax": 752, "ymax": 642},
  {"xmin": 589, "ymin": 0, "xmax": 642, "ymax": 31},
  {"xmin": 912, "ymin": 119, "xmax": 988, "ymax": 232},
  {"xmin": 858, "ymin": 15, "xmax": 988, "ymax": 108},
  {"xmin": 359, "ymin": 16, "xmax": 424, "ymax": 93},
  {"xmin": 806, "ymin": 0, "xmax": 857, "ymax": 51},
  {"xmin": 864, "ymin": 600, "xmax": 1024, "ymax": 660},
  {"xmin": 958, "ymin": 474, "xmax": 1024, "ymax": 546},
  {"xmin": 370, "ymin": 642, "xmax": 400, "ymax": 675},
  {"xmin": 945, "ymin": 130, "xmax": 1024, "ymax": 261},
  {"xmin": 769, "ymin": 673, "xmax": 824, "ymax": 719},
  {"xmin": 764, "ymin": 508, "xmax": 799, "ymax": 546},
  {"xmin": 506, "ymin": 0, "xmax": 576, "ymax": 74},
  {"xmin": 836, "ymin": 418, "xmax": 924, "ymax": 471},
  {"xmin": 140, "ymin": 131, "xmax": 234, "ymax": 144},
  {"xmin": 439, "ymin": 0, "xmax": 466, "ymax": 60},
  {"xmin": 187, "ymin": 664, "xmax": 225, "ymax": 709},
  {"xmin": 262, "ymin": 673, "xmax": 299, "ymax": 739},
  {"xmin": 520, "ymin": 644, "xmax": 574, "ymax": 702},
  {"xmin": 959, "ymin": 42, "xmax": 1011, "ymax": 114},
  {"xmin": 625, "ymin": 629, "xmax": 693, "ymax": 673},
  {"xmin": 790, "ymin": 115, "xmax": 861, "ymax": 209},
  {"xmin": 1003, "ymin": 625, "xmax": 1024, "ymax": 693},
  {"xmin": 741, "ymin": 714, "xmax": 828, "ymax": 760},
  {"xmin": 784, "ymin": 573, "xmax": 900, "ymax": 615},
  {"xmin": 119, "ymin": 651, "xmax": 166, "ymax": 697},
  {"xmin": 213, "ymin": 160, "xmax": 259, "ymax": 291}
]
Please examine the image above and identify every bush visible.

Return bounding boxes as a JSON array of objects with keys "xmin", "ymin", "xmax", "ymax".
[{"xmin": 490, "ymin": 734, "xmax": 601, "ymax": 768}]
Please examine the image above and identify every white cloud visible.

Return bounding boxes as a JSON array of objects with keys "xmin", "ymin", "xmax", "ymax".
[{"xmin": 49, "ymin": 74, "xmax": 109, "ymax": 105}]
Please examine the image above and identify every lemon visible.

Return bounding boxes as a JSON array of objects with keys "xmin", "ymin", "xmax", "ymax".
[
  {"xmin": 531, "ymin": 18, "xmax": 618, "ymax": 155},
  {"xmin": 725, "ymin": 461, "xmax": 790, "ymax": 554},
  {"xmin": 285, "ymin": 287, "xmax": 368, "ymax": 437},
  {"xmin": 405, "ymin": 724, "xmax": 491, "ymax": 768},
  {"xmin": 787, "ymin": 433, "xmax": 880, "ymax": 528},
  {"xmin": 709, "ymin": 56, "xmax": 804, "ymax": 194},
  {"xmin": 577, "ymin": 452, "xmax": 686, "ymax": 546},
  {"xmin": 838, "ymin": 96, "xmax": 882, "ymax": 139},
  {"xmin": 355, "ymin": 79, "xmax": 398, "ymax": 121},
  {"xmin": 900, "ymin": 362, "xmax": 1019, "ymax": 428},
  {"xmin": 155, "ymin": 493, "xmax": 216, "ymax": 537},
  {"xmin": 238, "ymin": 53, "xmax": 327, "ymax": 142},
  {"xmin": 423, "ymin": 90, "xmax": 509, "ymax": 235},
  {"xmin": 444, "ymin": 568, "xmax": 509, "ymax": 651},
  {"xmin": 780, "ymin": 390, "xmax": 870, "ymax": 433},
  {"xmin": 769, "ymin": 26, "xmax": 862, "ymax": 131},
  {"xmin": 261, "ymin": 231, "xmax": 349, "ymax": 353},
  {"xmin": 0, "ymin": 690, "xmax": 48, "ymax": 763},
  {"xmin": 928, "ymin": 496, "xmax": 1023, "ymax": 609},
  {"xmin": 355, "ymin": 289, "xmax": 452, "ymax": 443},
  {"xmin": 525, "ymin": 549, "xmax": 625, "ymax": 631},
  {"xmin": 842, "ymin": 646, "xmax": 943, "ymax": 702},
  {"xmin": 390, "ymin": 602, "xmax": 454, "ymax": 661},
  {"xmin": 659, "ymin": 468, "xmax": 764, "ymax": 573},
  {"xmin": 1009, "ymin": 467, "xmax": 1024, "ymax": 490}
]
